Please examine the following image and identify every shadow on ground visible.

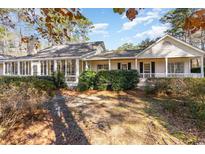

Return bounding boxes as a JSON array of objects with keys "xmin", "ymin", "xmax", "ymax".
[{"xmin": 44, "ymin": 92, "xmax": 90, "ymax": 145}]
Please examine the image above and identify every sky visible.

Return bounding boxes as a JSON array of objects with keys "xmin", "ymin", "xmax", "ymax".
[{"xmin": 82, "ymin": 8, "xmax": 173, "ymax": 50}]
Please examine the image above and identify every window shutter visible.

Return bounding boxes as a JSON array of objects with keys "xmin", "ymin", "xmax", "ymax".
[
  {"xmin": 118, "ymin": 63, "xmax": 121, "ymax": 69},
  {"xmin": 128, "ymin": 62, "xmax": 131, "ymax": 70},
  {"xmin": 140, "ymin": 62, "xmax": 143, "ymax": 73}
]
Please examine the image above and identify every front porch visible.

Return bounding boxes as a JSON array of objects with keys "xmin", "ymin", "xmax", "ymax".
[
  {"xmin": 2, "ymin": 58, "xmax": 82, "ymax": 85},
  {"xmin": 137, "ymin": 57, "xmax": 204, "ymax": 78}
]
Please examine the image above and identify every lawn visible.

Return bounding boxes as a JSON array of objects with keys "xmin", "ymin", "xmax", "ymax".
[{"xmin": 0, "ymin": 89, "xmax": 188, "ymax": 145}]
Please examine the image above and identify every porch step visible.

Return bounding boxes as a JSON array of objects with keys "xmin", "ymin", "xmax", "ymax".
[{"xmin": 137, "ymin": 78, "xmax": 147, "ymax": 89}]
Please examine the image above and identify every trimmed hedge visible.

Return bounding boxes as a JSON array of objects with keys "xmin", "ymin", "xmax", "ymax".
[
  {"xmin": 77, "ymin": 70, "xmax": 139, "ymax": 91},
  {"xmin": 77, "ymin": 70, "xmax": 96, "ymax": 91}
]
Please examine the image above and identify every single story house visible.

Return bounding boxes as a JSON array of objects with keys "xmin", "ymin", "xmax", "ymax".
[{"xmin": 0, "ymin": 34, "xmax": 204, "ymax": 86}]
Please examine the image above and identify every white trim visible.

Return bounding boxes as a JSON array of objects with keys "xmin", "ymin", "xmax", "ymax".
[
  {"xmin": 108, "ymin": 59, "xmax": 111, "ymax": 70},
  {"xmin": 85, "ymin": 57, "xmax": 136, "ymax": 61},
  {"xmin": 201, "ymin": 56, "xmax": 204, "ymax": 78},
  {"xmin": 136, "ymin": 34, "xmax": 205, "ymax": 58},
  {"xmin": 75, "ymin": 59, "xmax": 80, "ymax": 83},
  {"xmin": 0, "ymin": 56, "xmax": 81, "ymax": 62},
  {"xmin": 135, "ymin": 59, "xmax": 138, "ymax": 70},
  {"xmin": 165, "ymin": 58, "xmax": 168, "ymax": 77}
]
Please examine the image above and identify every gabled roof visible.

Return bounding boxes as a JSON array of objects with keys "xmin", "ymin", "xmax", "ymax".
[
  {"xmin": 136, "ymin": 34, "xmax": 205, "ymax": 58},
  {"xmin": 85, "ymin": 49, "xmax": 143, "ymax": 60},
  {"xmin": 7, "ymin": 41, "xmax": 106, "ymax": 61}
]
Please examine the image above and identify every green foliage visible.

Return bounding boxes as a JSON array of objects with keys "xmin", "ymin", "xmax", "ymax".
[
  {"xmin": 145, "ymin": 78, "xmax": 205, "ymax": 128},
  {"xmin": 77, "ymin": 70, "xmax": 96, "ymax": 91},
  {"xmin": 117, "ymin": 38, "xmax": 160, "ymax": 50},
  {"xmin": 160, "ymin": 9, "xmax": 194, "ymax": 37},
  {"xmin": 51, "ymin": 71, "xmax": 67, "ymax": 88},
  {"xmin": 117, "ymin": 43, "xmax": 139, "ymax": 50},
  {"xmin": 77, "ymin": 70, "xmax": 139, "ymax": 91},
  {"xmin": 95, "ymin": 70, "xmax": 139, "ymax": 91},
  {"xmin": 0, "ymin": 76, "xmax": 56, "ymax": 95}
]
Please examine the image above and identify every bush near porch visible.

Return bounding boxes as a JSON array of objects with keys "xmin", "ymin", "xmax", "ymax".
[
  {"xmin": 144, "ymin": 78, "xmax": 205, "ymax": 128},
  {"xmin": 77, "ymin": 70, "xmax": 139, "ymax": 91}
]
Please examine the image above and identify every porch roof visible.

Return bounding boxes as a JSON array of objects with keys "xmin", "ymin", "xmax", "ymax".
[
  {"xmin": 85, "ymin": 49, "xmax": 143, "ymax": 60},
  {"xmin": 0, "ymin": 54, "xmax": 13, "ymax": 60},
  {"xmin": 4, "ymin": 41, "xmax": 106, "ymax": 61}
]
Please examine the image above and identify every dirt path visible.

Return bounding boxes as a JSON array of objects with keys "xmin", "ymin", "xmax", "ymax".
[
  {"xmin": 60, "ymin": 90, "xmax": 183, "ymax": 144},
  {"xmin": 0, "ymin": 90, "xmax": 183, "ymax": 144}
]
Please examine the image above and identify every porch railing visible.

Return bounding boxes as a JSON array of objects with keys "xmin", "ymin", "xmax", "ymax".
[{"xmin": 139, "ymin": 73, "xmax": 202, "ymax": 78}]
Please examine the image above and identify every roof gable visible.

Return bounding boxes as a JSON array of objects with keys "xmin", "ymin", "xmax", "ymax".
[{"xmin": 137, "ymin": 34, "xmax": 205, "ymax": 58}]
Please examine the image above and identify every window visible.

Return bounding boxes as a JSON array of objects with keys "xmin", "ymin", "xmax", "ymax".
[
  {"xmin": 144, "ymin": 63, "xmax": 151, "ymax": 73},
  {"xmin": 128, "ymin": 62, "xmax": 131, "ymax": 70},
  {"xmin": 140, "ymin": 62, "xmax": 143, "ymax": 73},
  {"xmin": 118, "ymin": 62, "xmax": 131, "ymax": 70},
  {"xmin": 117, "ymin": 63, "xmax": 121, "ymax": 69},
  {"xmin": 97, "ymin": 64, "xmax": 109, "ymax": 71},
  {"xmin": 67, "ymin": 60, "xmax": 76, "ymax": 75},
  {"xmin": 168, "ymin": 62, "xmax": 184, "ymax": 73},
  {"xmin": 121, "ymin": 64, "xmax": 128, "ymax": 70}
]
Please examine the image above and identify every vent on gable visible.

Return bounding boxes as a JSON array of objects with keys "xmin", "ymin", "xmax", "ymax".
[{"xmin": 163, "ymin": 41, "xmax": 172, "ymax": 46}]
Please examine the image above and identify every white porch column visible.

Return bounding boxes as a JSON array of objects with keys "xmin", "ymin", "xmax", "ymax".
[
  {"xmin": 85, "ymin": 61, "xmax": 89, "ymax": 70},
  {"xmin": 31, "ymin": 61, "xmax": 33, "ymax": 76},
  {"xmin": 189, "ymin": 58, "xmax": 191, "ymax": 74},
  {"xmin": 201, "ymin": 56, "xmax": 204, "ymax": 78},
  {"xmin": 17, "ymin": 61, "xmax": 20, "ymax": 75},
  {"xmin": 37, "ymin": 61, "xmax": 41, "ymax": 76},
  {"xmin": 135, "ymin": 59, "xmax": 138, "ymax": 70},
  {"xmin": 10, "ymin": 62, "xmax": 12, "ymax": 75},
  {"xmin": 3, "ymin": 62, "xmax": 5, "ymax": 75},
  {"xmin": 65, "ymin": 59, "xmax": 67, "ymax": 76},
  {"xmin": 24, "ymin": 61, "xmax": 26, "ymax": 75},
  {"xmin": 46, "ymin": 60, "xmax": 49, "ymax": 75},
  {"xmin": 108, "ymin": 59, "xmax": 111, "ymax": 70},
  {"xmin": 165, "ymin": 57, "xmax": 168, "ymax": 77},
  {"xmin": 76, "ymin": 59, "xmax": 80, "ymax": 83},
  {"xmin": 54, "ymin": 60, "xmax": 57, "ymax": 72}
]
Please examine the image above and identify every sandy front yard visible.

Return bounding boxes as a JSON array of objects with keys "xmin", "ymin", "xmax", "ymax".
[{"xmin": 0, "ymin": 90, "xmax": 183, "ymax": 145}]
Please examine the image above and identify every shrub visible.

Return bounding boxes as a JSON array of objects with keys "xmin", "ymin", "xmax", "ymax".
[
  {"xmin": 0, "ymin": 76, "xmax": 56, "ymax": 94},
  {"xmin": 145, "ymin": 78, "xmax": 205, "ymax": 128},
  {"xmin": 0, "ymin": 76, "xmax": 55, "ymax": 136},
  {"xmin": 95, "ymin": 70, "xmax": 139, "ymax": 91},
  {"xmin": 77, "ymin": 70, "xmax": 96, "ymax": 91},
  {"xmin": 51, "ymin": 71, "xmax": 67, "ymax": 88},
  {"xmin": 77, "ymin": 70, "xmax": 139, "ymax": 91}
]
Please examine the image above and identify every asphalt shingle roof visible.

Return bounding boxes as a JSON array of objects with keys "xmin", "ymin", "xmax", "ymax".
[
  {"xmin": 7, "ymin": 41, "xmax": 106, "ymax": 60},
  {"xmin": 86, "ymin": 49, "xmax": 143, "ymax": 60},
  {"xmin": 0, "ymin": 54, "xmax": 13, "ymax": 60}
]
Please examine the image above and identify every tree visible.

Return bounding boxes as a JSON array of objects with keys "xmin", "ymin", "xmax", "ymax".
[
  {"xmin": 160, "ymin": 9, "xmax": 195, "ymax": 41},
  {"xmin": 117, "ymin": 43, "xmax": 139, "ymax": 50},
  {"xmin": 138, "ymin": 38, "xmax": 159, "ymax": 49},
  {"xmin": 117, "ymin": 37, "xmax": 159, "ymax": 50},
  {"xmin": 0, "ymin": 8, "xmax": 93, "ymax": 45},
  {"xmin": 161, "ymin": 8, "xmax": 205, "ymax": 50},
  {"xmin": 184, "ymin": 9, "xmax": 205, "ymax": 50}
]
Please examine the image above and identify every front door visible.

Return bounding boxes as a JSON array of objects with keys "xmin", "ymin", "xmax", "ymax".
[
  {"xmin": 33, "ymin": 65, "xmax": 38, "ymax": 76},
  {"xmin": 144, "ymin": 63, "xmax": 151, "ymax": 78}
]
